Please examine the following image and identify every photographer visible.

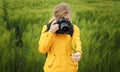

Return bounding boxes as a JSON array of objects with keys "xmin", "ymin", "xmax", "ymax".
[{"xmin": 38, "ymin": 2, "xmax": 82, "ymax": 72}]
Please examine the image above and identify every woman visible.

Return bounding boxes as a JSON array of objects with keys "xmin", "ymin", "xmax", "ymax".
[{"xmin": 38, "ymin": 3, "xmax": 82, "ymax": 72}]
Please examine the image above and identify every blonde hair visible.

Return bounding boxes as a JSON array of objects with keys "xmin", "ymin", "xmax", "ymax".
[{"xmin": 49, "ymin": 3, "xmax": 72, "ymax": 23}]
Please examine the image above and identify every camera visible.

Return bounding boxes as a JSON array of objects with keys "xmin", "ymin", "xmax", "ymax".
[{"xmin": 54, "ymin": 17, "xmax": 73, "ymax": 35}]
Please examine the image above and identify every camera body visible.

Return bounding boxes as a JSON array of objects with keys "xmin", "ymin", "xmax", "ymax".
[{"xmin": 54, "ymin": 17, "xmax": 73, "ymax": 35}]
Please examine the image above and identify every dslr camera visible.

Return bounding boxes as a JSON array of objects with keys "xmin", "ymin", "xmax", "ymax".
[{"xmin": 54, "ymin": 17, "xmax": 73, "ymax": 35}]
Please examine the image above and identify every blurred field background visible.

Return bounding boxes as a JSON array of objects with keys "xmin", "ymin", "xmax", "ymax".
[{"xmin": 0, "ymin": 0, "xmax": 120, "ymax": 72}]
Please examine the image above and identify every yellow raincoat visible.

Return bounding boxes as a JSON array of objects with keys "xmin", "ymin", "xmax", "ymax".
[{"xmin": 38, "ymin": 24, "xmax": 82, "ymax": 72}]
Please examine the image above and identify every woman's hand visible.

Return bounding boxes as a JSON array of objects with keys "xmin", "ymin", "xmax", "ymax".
[
  {"xmin": 49, "ymin": 20, "xmax": 59, "ymax": 33},
  {"xmin": 72, "ymin": 52, "xmax": 82, "ymax": 62}
]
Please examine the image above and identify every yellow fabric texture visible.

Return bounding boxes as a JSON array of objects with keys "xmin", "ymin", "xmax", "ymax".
[{"xmin": 38, "ymin": 24, "xmax": 82, "ymax": 72}]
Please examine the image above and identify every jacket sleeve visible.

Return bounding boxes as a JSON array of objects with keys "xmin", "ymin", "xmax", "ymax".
[
  {"xmin": 72, "ymin": 25, "xmax": 82, "ymax": 54},
  {"xmin": 38, "ymin": 25, "xmax": 56, "ymax": 54}
]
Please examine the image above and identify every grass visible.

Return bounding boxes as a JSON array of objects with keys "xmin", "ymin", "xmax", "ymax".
[{"xmin": 0, "ymin": 0, "xmax": 120, "ymax": 72}]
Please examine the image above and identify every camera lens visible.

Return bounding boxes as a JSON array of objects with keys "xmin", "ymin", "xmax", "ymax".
[
  {"xmin": 62, "ymin": 26, "xmax": 68, "ymax": 31},
  {"xmin": 60, "ymin": 23, "xmax": 69, "ymax": 32}
]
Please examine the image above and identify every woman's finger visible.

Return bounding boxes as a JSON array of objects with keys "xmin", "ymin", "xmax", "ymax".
[{"xmin": 73, "ymin": 57, "xmax": 80, "ymax": 61}]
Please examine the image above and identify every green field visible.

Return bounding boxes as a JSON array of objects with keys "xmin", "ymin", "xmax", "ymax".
[{"xmin": 0, "ymin": 0, "xmax": 120, "ymax": 72}]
